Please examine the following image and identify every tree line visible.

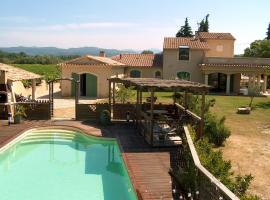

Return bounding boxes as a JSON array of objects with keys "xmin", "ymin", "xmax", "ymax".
[{"xmin": 0, "ymin": 51, "xmax": 79, "ymax": 64}]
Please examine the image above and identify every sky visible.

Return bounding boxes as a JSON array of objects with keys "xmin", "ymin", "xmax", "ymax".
[{"xmin": 0, "ymin": 0, "xmax": 269, "ymax": 54}]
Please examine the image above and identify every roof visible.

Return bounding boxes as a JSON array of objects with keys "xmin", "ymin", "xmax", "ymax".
[
  {"xmin": 111, "ymin": 54, "xmax": 163, "ymax": 68},
  {"xmin": 109, "ymin": 77, "xmax": 210, "ymax": 92},
  {"xmin": 197, "ymin": 32, "xmax": 235, "ymax": 40},
  {"xmin": 200, "ymin": 57, "xmax": 270, "ymax": 73},
  {"xmin": 0, "ymin": 63, "xmax": 41, "ymax": 81},
  {"xmin": 163, "ymin": 37, "xmax": 210, "ymax": 50},
  {"xmin": 60, "ymin": 55, "xmax": 125, "ymax": 67}
]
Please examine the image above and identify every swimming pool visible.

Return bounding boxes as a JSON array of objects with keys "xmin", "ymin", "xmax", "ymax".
[{"xmin": 0, "ymin": 128, "xmax": 137, "ymax": 200}]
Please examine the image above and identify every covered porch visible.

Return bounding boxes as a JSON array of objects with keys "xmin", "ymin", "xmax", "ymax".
[
  {"xmin": 108, "ymin": 78, "xmax": 210, "ymax": 147},
  {"xmin": 200, "ymin": 57, "xmax": 270, "ymax": 95},
  {"xmin": 0, "ymin": 63, "xmax": 42, "ymax": 119}
]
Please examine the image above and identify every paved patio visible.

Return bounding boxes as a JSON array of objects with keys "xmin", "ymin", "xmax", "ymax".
[{"xmin": 0, "ymin": 120, "xmax": 177, "ymax": 200}]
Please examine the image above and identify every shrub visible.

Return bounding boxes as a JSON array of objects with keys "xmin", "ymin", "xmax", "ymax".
[
  {"xmin": 248, "ymin": 85, "xmax": 261, "ymax": 108},
  {"xmin": 232, "ymin": 174, "xmax": 254, "ymax": 197},
  {"xmin": 115, "ymin": 85, "xmax": 135, "ymax": 103},
  {"xmin": 99, "ymin": 110, "xmax": 111, "ymax": 126},
  {"xmin": 204, "ymin": 113, "xmax": 231, "ymax": 146},
  {"xmin": 195, "ymin": 138, "xmax": 233, "ymax": 185}
]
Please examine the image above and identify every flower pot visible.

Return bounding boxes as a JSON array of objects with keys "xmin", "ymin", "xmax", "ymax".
[{"xmin": 14, "ymin": 115, "xmax": 22, "ymax": 124}]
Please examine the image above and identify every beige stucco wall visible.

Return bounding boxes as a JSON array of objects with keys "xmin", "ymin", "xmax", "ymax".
[
  {"xmin": 163, "ymin": 49, "xmax": 205, "ymax": 83},
  {"xmin": 204, "ymin": 39, "xmax": 235, "ymax": 58},
  {"xmin": 125, "ymin": 67, "xmax": 163, "ymax": 78},
  {"xmin": 61, "ymin": 65, "xmax": 124, "ymax": 98}
]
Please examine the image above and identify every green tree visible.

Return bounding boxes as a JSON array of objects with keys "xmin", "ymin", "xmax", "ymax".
[
  {"xmin": 198, "ymin": 14, "xmax": 210, "ymax": 32},
  {"xmin": 176, "ymin": 17, "xmax": 193, "ymax": 37},
  {"xmin": 248, "ymin": 85, "xmax": 261, "ymax": 108},
  {"xmin": 115, "ymin": 85, "xmax": 135, "ymax": 103},
  {"xmin": 141, "ymin": 50, "xmax": 154, "ymax": 54},
  {"xmin": 244, "ymin": 40, "xmax": 270, "ymax": 58},
  {"xmin": 266, "ymin": 23, "xmax": 270, "ymax": 40}
]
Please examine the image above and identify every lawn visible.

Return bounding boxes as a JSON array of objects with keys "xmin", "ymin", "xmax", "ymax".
[
  {"xmin": 206, "ymin": 95, "xmax": 270, "ymax": 198},
  {"xmin": 14, "ymin": 64, "xmax": 60, "ymax": 81}
]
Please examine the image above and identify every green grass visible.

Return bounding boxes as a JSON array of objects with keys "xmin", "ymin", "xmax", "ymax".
[
  {"xmin": 14, "ymin": 64, "xmax": 60, "ymax": 81},
  {"xmin": 208, "ymin": 95, "xmax": 270, "ymax": 122}
]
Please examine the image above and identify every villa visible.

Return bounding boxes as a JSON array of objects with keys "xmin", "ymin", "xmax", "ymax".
[{"xmin": 60, "ymin": 32, "xmax": 270, "ymax": 98}]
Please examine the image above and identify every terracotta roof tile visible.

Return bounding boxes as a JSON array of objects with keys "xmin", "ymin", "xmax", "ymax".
[
  {"xmin": 0, "ymin": 63, "xmax": 41, "ymax": 81},
  {"xmin": 60, "ymin": 55, "xmax": 125, "ymax": 66},
  {"xmin": 197, "ymin": 32, "xmax": 235, "ymax": 40},
  {"xmin": 111, "ymin": 54, "xmax": 163, "ymax": 68},
  {"xmin": 163, "ymin": 37, "xmax": 210, "ymax": 50}
]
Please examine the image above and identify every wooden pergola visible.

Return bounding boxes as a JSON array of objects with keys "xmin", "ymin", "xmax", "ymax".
[{"xmin": 108, "ymin": 78, "xmax": 210, "ymax": 146}]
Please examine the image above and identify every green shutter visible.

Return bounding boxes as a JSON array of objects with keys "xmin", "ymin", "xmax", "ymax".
[
  {"xmin": 71, "ymin": 73, "xmax": 79, "ymax": 96},
  {"xmin": 177, "ymin": 72, "xmax": 190, "ymax": 81},
  {"xmin": 86, "ymin": 73, "xmax": 97, "ymax": 97}
]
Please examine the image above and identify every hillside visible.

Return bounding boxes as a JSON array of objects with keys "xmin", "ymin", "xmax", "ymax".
[{"xmin": 0, "ymin": 46, "xmax": 141, "ymax": 56}]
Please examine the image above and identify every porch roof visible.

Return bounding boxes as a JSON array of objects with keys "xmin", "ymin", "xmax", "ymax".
[
  {"xmin": 0, "ymin": 63, "xmax": 42, "ymax": 81},
  {"xmin": 109, "ymin": 77, "xmax": 210, "ymax": 92},
  {"xmin": 200, "ymin": 57, "xmax": 270, "ymax": 74},
  {"xmin": 60, "ymin": 55, "xmax": 125, "ymax": 67}
]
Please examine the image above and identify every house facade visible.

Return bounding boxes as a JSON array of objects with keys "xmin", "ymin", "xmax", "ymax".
[{"xmin": 60, "ymin": 32, "xmax": 270, "ymax": 98}]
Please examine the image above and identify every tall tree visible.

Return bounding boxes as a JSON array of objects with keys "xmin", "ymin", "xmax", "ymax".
[
  {"xmin": 244, "ymin": 40, "xmax": 270, "ymax": 58},
  {"xmin": 266, "ymin": 23, "xmax": 270, "ymax": 40},
  {"xmin": 198, "ymin": 14, "xmax": 210, "ymax": 32},
  {"xmin": 176, "ymin": 17, "xmax": 193, "ymax": 37}
]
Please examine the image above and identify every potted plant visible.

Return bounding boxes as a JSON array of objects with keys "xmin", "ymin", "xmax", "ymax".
[
  {"xmin": 14, "ymin": 105, "xmax": 27, "ymax": 124},
  {"xmin": 99, "ymin": 110, "xmax": 111, "ymax": 126}
]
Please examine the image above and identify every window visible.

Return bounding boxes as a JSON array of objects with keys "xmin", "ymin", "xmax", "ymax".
[
  {"xmin": 155, "ymin": 71, "xmax": 161, "ymax": 78},
  {"xmin": 130, "ymin": 70, "xmax": 141, "ymax": 78},
  {"xmin": 177, "ymin": 72, "xmax": 191, "ymax": 81},
  {"xmin": 216, "ymin": 45, "xmax": 224, "ymax": 52},
  {"xmin": 179, "ymin": 46, "xmax": 190, "ymax": 60}
]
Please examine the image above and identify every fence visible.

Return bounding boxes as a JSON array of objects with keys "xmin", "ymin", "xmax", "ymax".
[
  {"xmin": 75, "ymin": 103, "xmax": 110, "ymax": 121},
  {"xmin": 17, "ymin": 100, "xmax": 51, "ymax": 120},
  {"xmin": 172, "ymin": 125, "xmax": 239, "ymax": 200}
]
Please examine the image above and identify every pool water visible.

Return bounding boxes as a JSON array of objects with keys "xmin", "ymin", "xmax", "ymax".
[{"xmin": 0, "ymin": 129, "xmax": 137, "ymax": 200}]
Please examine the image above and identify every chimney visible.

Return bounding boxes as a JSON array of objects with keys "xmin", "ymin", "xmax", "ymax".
[
  {"xmin": 0, "ymin": 70, "xmax": 8, "ymax": 84},
  {"xmin": 99, "ymin": 51, "xmax": 106, "ymax": 57}
]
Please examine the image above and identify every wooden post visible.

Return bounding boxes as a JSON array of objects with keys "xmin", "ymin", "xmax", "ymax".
[
  {"xmin": 184, "ymin": 91, "xmax": 188, "ymax": 109},
  {"xmin": 51, "ymin": 82, "xmax": 54, "ymax": 117},
  {"xmin": 75, "ymin": 81, "xmax": 79, "ymax": 104},
  {"xmin": 31, "ymin": 79, "xmax": 36, "ymax": 100},
  {"xmin": 108, "ymin": 80, "xmax": 111, "ymax": 114},
  {"xmin": 136, "ymin": 88, "xmax": 139, "ymax": 125},
  {"xmin": 200, "ymin": 91, "xmax": 205, "ymax": 138},
  {"xmin": 173, "ymin": 88, "xmax": 176, "ymax": 105},
  {"xmin": 150, "ymin": 88, "xmax": 154, "ymax": 146},
  {"xmin": 113, "ymin": 82, "xmax": 116, "ymax": 105}
]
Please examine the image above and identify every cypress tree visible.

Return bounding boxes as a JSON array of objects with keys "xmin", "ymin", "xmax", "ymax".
[
  {"xmin": 176, "ymin": 17, "xmax": 193, "ymax": 37},
  {"xmin": 266, "ymin": 23, "xmax": 270, "ymax": 40},
  {"xmin": 198, "ymin": 14, "xmax": 210, "ymax": 32}
]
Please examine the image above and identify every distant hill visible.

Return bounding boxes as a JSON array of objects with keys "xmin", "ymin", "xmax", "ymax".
[{"xmin": 0, "ymin": 46, "xmax": 161, "ymax": 56}]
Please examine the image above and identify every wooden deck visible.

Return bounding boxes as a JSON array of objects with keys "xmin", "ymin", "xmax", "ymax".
[{"xmin": 0, "ymin": 120, "xmax": 178, "ymax": 200}]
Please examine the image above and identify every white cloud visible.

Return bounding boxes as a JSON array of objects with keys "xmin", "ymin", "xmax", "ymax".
[
  {"xmin": 18, "ymin": 22, "xmax": 137, "ymax": 31},
  {"xmin": 0, "ymin": 16, "xmax": 46, "ymax": 23}
]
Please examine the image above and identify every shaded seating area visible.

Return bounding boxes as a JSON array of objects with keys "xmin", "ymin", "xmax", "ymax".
[{"xmin": 108, "ymin": 78, "xmax": 210, "ymax": 147}]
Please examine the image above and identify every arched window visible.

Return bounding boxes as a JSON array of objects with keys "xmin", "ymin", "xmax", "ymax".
[
  {"xmin": 155, "ymin": 71, "xmax": 161, "ymax": 78},
  {"xmin": 130, "ymin": 70, "xmax": 141, "ymax": 78},
  {"xmin": 177, "ymin": 72, "xmax": 191, "ymax": 81}
]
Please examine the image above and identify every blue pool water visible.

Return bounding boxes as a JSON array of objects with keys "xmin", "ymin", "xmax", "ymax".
[{"xmin": 0, "ymin": 129, "xmax": 137, "ymax": 200}]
